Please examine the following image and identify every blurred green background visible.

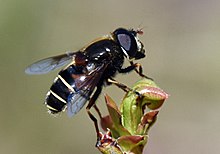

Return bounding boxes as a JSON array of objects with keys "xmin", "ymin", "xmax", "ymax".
[{"xmin": 0, "ymin": 0, "xmax": 220, "ymax": 153}]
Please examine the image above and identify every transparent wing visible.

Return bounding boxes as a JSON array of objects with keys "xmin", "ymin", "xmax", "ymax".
[
  {"xmin": 66, "ymin": 64, "xmax": 107, "ymax": 117},
  {"xmin": 25, "ymin": 51, "xmax": 75, "ymax": 75},
  {"xmin": 67, "ymin": 92, "xmax": 89, "ymax": 117}
]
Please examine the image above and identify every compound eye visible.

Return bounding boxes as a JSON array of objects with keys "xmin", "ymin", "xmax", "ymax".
[
  {"xmin": 114, "ymin": 28, "xmax": 138, "ymax": 58},
  {"xmin": 117, "ymin": 33, "xmax": 131, "ymax": 51}
]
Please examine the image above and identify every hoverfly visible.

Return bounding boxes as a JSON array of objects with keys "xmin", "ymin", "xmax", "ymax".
[{"xmin": 25, "ymin": 28, "xmax": 150, "ymax": 137}]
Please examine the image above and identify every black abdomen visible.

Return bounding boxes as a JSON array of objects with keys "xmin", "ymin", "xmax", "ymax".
[{"xmin": 45, "ymin": 65, "xmax": 83, "ymax": 114}]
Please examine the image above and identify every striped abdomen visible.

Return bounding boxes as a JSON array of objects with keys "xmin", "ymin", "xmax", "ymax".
[{"xmin": 45, "ymin": 65, "xmax": 83, "ymax": 114}]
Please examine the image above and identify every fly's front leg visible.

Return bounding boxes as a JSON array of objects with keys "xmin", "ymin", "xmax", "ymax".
[
  {"xmin": 129, "ymin": 61, "xmax": 153, "ymax": 80},
  {"xmin": 118, "ymin": 64, "xmax": 136, "ymax": 73}
]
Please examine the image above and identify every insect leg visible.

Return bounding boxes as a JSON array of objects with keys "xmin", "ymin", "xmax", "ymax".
[
  {"xmin": 118, "ymin": 65, "xmax": 136, "ymax": 73},
  {"xmin": 86, "ymin": 85, "xmax": 102, "ymax": 140},
  {"xmin": 93, "ymin": 104, "xmax": 102, "ymax": 119},
  {"xmin": 107, "ymin": 78, "xmax": 140, "ymax": 96},
  {"xmin": 129, "ymin": 61, "xmax": 153, "ymax": 80}
]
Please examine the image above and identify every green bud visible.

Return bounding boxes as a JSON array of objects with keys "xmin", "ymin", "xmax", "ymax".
[{"xmin": 97, "ymin": 78, "xmax": 168, "ymax": 154}]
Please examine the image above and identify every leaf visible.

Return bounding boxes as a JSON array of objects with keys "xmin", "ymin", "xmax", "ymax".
[
  {"xmin": 120, "ymin": 92, "xmax": 142, "ymax": 135},
  {"xmin": 96, "ymin": 130, "xmax": 123, "ymax": 154},
  {"xmin": 117, "ymin": 135, "xmax": 148, "ymax": 153},
  {"xmin": 137, "ymin": 111, "xmax": 159, "ymax": 134},
  {"xmin": 104, "ymin": 94, "xmax": 131, "ymax": 138},
  {"xmin": 140, "ymin": 86, "xmax": 168, "ymax": 110}
]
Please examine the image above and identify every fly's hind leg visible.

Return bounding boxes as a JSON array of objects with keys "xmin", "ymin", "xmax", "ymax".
[
  {"xmin": 93, "ymin": 104, "xmax": 102, "ymax": 119},
  {"xmin": 86, "ymin": 85, "xmax": 102, "ymax": 141}
]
